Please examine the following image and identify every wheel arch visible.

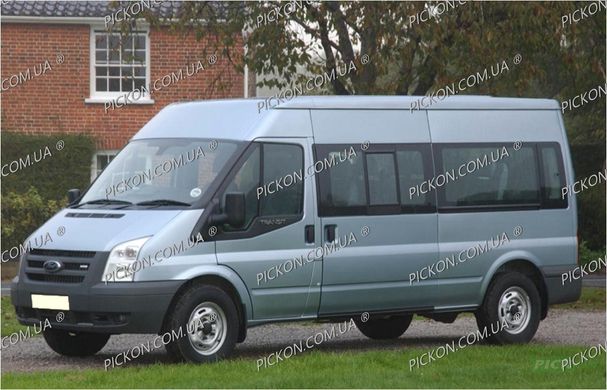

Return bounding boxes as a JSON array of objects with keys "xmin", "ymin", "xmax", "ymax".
[
  {"xmin": 481, "ymin": 251, "xmax": 548, "ymax": 319},
  {"xmin": 161, "ymin": 266, "xmax": 252, "ymax": 342}
]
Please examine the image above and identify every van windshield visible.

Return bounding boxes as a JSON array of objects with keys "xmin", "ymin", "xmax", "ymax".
[{"xmin": 78, "ymin": 138, "xmax": 239, "ymax": 208}]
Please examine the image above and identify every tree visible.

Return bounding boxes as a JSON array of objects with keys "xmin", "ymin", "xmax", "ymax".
[{"xmin": 113, "ymin": 1, "xmax": 605, "ymax": 249}]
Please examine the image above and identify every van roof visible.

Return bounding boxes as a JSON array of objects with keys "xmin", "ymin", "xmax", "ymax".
[
  {"xmin": 271, "ymin": 95, "xmax": 560, "ymax": 110},
  {"xmin": 171, "ymin": 95, "xmax": 559, "ymax": 111},
  {"xmin": 132, "ymin": 95, "xmax": 560, "ymax": 142}
]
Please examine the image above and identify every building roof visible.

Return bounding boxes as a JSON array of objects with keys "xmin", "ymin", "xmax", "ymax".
[
  {"xmin": 0, "ymin": 1, "xmax": 180, "ymax": 18},
  {"xmin": 0, "ymin": 1, "xmax": 237, "ymax": 21}
]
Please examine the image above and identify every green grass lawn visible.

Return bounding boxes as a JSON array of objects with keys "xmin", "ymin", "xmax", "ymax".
[
  {"xmin": 1, "ymin": 346, "xmax": 605, "ymax": 388},
  {"xmin": 1, "ymin": 294, "xmax": 26, "ymax": 337}
]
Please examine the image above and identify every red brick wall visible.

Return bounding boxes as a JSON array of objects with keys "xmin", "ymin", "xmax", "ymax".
[{"xmin": 0, "ymin": 23, "xmax": 244, "ymax": 150}]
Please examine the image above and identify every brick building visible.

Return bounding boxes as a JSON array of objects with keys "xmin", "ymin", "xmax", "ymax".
[{"xmin": 1, "ymin": 1, "xmax": 248, "ymax": 180}]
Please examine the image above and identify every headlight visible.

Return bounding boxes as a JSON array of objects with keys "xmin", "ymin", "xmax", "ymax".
[{"xmin": 102, "ymin": 237, "xmax": 150, "ymax": 283}]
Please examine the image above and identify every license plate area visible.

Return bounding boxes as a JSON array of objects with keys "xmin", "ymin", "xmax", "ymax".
[{"xmin": 31, "ymin": 294, "xmax": 70, "ymax": 310}]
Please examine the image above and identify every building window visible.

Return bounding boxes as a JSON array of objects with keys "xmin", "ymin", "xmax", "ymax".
[
  {"xmin": 92, "ymin": 150, "xmax": 119, "ymax": 181},
  {"xmin": 90, "ymin": 29, "xmax": 149, "ymax": 100}
]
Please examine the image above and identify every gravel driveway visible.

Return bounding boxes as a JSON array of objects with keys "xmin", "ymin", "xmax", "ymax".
[{"xmin": 1, "ymin": 309, "xmax": 604, "ymax": 373}]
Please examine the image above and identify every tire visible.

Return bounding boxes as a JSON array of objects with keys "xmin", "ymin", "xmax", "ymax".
[
  {"xmin": 164, "ymin": 284, "xmax": 238, "ymax": 363},
  {"xmin": 475, "ymin": 272, "xmax": 541, "ymax": 344},
  {"xmin": 354, "ymin": 314, "xmax": 413, "ymax": 340},
  {"xmin": 43, "ymin": 329, "xmax": 110, "ymax": 356}
]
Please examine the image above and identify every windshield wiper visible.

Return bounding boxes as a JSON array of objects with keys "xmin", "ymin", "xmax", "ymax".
[
  {"xmin": 136, "ymin": 199, "xmax": 191, "ymax": 207},
  {"xmin": 73, "ymin": 199, "xmax": 133, "ymax": 208}
]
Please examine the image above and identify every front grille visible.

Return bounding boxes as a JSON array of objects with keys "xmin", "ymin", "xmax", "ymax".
[
  {"xmin": 28, "ymin": 260, "xmax": 89, "ymax": 271},
  {"xmin": 24, "ymin": 249, "xmax": 98, "ymax": 284},
  {"xmin": 29, "ymin": 249, "xmax": 96, "ymax": 258},
  {"xmin": 26, "ymin": 273, "xmax": 84, "ymax": 283}
]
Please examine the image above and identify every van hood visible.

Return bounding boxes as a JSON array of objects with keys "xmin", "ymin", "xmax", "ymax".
[{"xmin": 28, "ymin": 208, "xmax": 193, "ymax": 252}]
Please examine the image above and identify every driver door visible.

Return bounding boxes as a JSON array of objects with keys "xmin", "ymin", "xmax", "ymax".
[{"xmin": 215, "ymin": 138, "xmax": 321, "ymax": 320}]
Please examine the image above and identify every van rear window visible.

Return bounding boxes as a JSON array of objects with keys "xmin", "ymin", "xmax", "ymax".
[
  {"xmin": 539, "ymin": 143, "xmax": 568, "ymax": 209},
  {"xmin": 434, "ymin": 143, "xmax": 567, "ymax": 209},
  {"xmin": 435, "ymin": 143, "xmax": 552, "ymax": 210}
]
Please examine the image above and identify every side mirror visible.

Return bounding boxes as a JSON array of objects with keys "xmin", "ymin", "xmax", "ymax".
[
  {"xmin": 67, "ymin": 189, "xmax": 81, "ymax": 205},
  {"xmin": 208, "ymin": 192, "xmax": 245, "ymax": 228}
]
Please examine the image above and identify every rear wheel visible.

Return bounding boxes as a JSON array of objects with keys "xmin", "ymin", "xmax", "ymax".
[
  {"xmin": 354, "ymin": 314, "xmax": 413, "ymax": 339},
  {"xmin": 164, "ymin": 284, "xmax": 238, "ymax": 363},
  {"xmin": 475, "ymin": 272, "xmax": 541, "ymax": 344},
  {"xmin": 43, "ymin": 329, "xmax": 110, "ymax": 356}
]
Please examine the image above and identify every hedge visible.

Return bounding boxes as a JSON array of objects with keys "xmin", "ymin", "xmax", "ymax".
[
  {"xmin": 1, "ymin": 133, "xmax": 95, "ymax": 255},
  {"xmin": 570, "ymin": 144, "xmax": 605, "ymax": 179},
  {"xmin": 570, "ymin": 144, "xmax": 606, "ymax": 251},
  {"xmin": 1, "ymin": 187, "xmax": 64, "ymax": 257},
  {"xmin": 1, "ymin": 132, "xmax": 95, "ymax": 200}
]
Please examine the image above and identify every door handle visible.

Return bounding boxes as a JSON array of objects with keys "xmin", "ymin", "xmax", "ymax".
[
  {"xmin": 325, "ymin": 224, "xmax": 337, "ymax": 242},
  {"xmin": 305, "ymin": 225, "xmax": 315, "ymax": 244}
]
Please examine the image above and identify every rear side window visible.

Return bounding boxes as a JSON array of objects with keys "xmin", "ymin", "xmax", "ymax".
[
  {"xmin": 316, "ymin": 146, "xmax": 367, "ymax": 215},
  {"xmin": 396, "ymin": 149, "xmax": 433, "ymax": 209},
  {"xmin": 314, "ymin": 144, "xmax": 435, "ymax": 216},
  {"xmin": 436, "ymin": 144, "xmax": 540, "ymax": 209},
  {"xmin": 366, "ymin": 153, "xmax": 398, "ymax": 205},
  {"xmin": 539, "ymin": 144, "xmax": 567, "ymax": 208}
]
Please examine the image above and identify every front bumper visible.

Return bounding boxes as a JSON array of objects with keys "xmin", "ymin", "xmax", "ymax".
[
  {"xmin": 11, "ymin": 250, "xmax": 183, "ymax": 334},
  {"xmin": 12, "ymin": 280, "xmax": 183, "ymax": 334}
]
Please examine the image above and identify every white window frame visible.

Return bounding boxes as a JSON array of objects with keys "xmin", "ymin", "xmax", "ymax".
[
  {"xmin": 91, "ymin": 150, "xmax": 120, "ymax": 182},
  {"xmin": 85, "ymin": 25, "xmax": 153, "ymax": 104}
]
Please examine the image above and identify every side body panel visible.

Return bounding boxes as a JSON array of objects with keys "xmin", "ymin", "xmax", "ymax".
[
  {"xmin": 312, "ymin": 109, "xmax": 441, "ymax": 315},
  {"xmin": 215, "ymin": 129, "xmax": 322, "ymax": 321},
  {"xmin": 427, "ymin": 110, "xmax": 577, "ymax": 309}
]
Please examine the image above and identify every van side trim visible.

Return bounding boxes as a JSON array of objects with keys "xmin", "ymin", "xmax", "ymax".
[{"xmin": 318, "ymin": 306, "xmax": 434, "ymax": 320}]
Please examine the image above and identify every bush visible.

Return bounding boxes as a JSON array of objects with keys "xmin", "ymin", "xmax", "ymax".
[
  {"xmin": 1, "ymin": 132, "xmax": 95, "ymax": 200},
  {"xmin": 570, "ymin": 144, "xmax": 605, "ymax": 251},
  {"xmin": 1, "ymin": 133, "xmax": 94, "ymax": 260},
  {"xmin": 1, "ymin": 188, "xmax": 64, "ymax": 259},
  {"xmin": 577, "ymin": 185, "xmax": 606, "ymax": 252},
  {"xmin": 578, "ymin": 241, "xmax": 605, "ymax": 268}
]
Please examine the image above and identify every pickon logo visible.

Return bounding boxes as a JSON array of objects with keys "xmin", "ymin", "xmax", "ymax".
[{"xmin": 42, "ymin": 260, "xmax": 63, "ymax": 273}]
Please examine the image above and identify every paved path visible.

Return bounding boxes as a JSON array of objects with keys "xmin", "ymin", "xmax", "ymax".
[
  {"xmin": 583, "ymin": 275, "xmax": 606, "ymax": 288},
  {"xmin": 1, "ymin": 309, "xmax": 604, "ymax": 373}
]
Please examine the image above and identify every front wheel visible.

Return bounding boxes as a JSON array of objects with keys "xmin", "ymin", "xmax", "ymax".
[
  {"xmin": 354, "ymin": 314, "xmax": 413, "ymax": 339},
  {"xmin": 164, "ymin": 284, "xmax": 238, "ymax": 363},
  {"xmin": 475, "ymin": 272, "xmax": 541, "ymax": 344},
  {"xmin": 43, "ymin": 329, "xmax": 110, "ymax": 356}
]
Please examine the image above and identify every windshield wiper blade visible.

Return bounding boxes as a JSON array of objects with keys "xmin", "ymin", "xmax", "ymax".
[
  {"xmin": 73, "ymin": 199, "xmax": 133, "ymax": 208},
  {"xmin": 136, "ymin": 199, "xmax": 191, "ymax": 207}
]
